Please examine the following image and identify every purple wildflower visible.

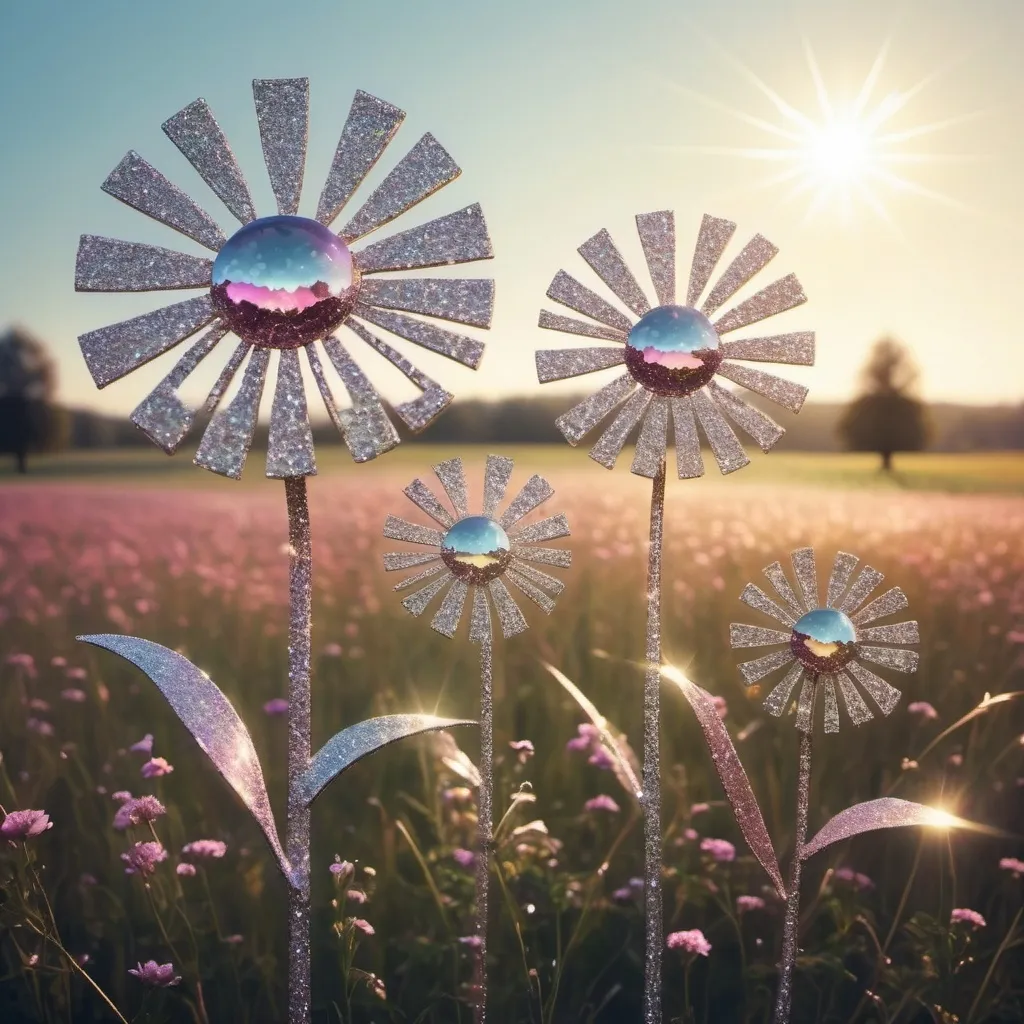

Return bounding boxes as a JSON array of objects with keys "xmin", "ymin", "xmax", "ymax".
[
  {"xmin": 128, "ymin": 961, "xmax": 181, "ymax": 987},
  {"xmin": 129, "ymin": 734, "xmax": 154, "ymax": 756},
  {"xmin": 121, "ymin": 841, "xmax": 167, "ymax": 876},
  {"xmin": 700, "ymin": 838, "xmax": 736, "ymax": 863},
  {"xmin": 584, "ymin": 794, "xmax": 621, "ymax": 814},
  {"xmin": 346, "ymin": 889, "xmax": 368, "ymax": 904},
  {"xmin": 737, "ymin": 895, "xmax": 766, "ymax": 914},
  {"xmin": 263, "ymin": 698, "xmax": 288, "ymax": 716},
  {"xmin": 458, "ymin": 935, "xmax": 483, "ymax": 949},
  {"xmin": 907, "ymin": 701, "xmax": 938, "ymax": 721},
  {"xmin": 452, "ymin": 848, "xmax": 476, "ymax": 868},
  {"xmin": 140, "ymin": 757, "xmax": 173, "ymax": 779},
  {"xmin": 111, "ymin": 791, "xmax": 133, "ymax": 803},
  {"xmin": 951, "ymin": 908, "xmax": 986, "ymax": 929},
  {"xmin": 1, "ymin": 809, "xmax": 52, "ymax": 841},
  {"xmin": 833, "ymin": 867, "xmax": 874, "ymax": 891},
  {"xmin": 176, "ymin": 863, "xmax": 196, "ymax": 877},
  {"xmin": 999, "ymin": 856, "xmax": 1024, "ymax": 877},
  {"xmin": 26, "ymin": 718, "xmax": 54, "ymax": 737},
  {"xmin": 329, "ymin": 859, "xmax": 354, "ymax": 885},
  {"xmin": 113, "ymin": 795, "xmax": 166, "ymax": 831},
  {"xmin": 711, "ymin": 695, "xmax": 728, "ymax": 720},
  {"xmin": 181, "ymin": 839, "xmax": 227, "ymax": 860},
  {"xmin": 60, "ymin": 688, "xmax": 87, "ymax": 703},
  {"xmin": 667, "ymin": 929, "xmax": 712, "ymax": 957},
  {"xmin": 509, "ymin": 739, "xmax": 535, "ymax": 762}
]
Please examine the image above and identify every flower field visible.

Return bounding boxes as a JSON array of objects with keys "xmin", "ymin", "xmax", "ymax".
[{"xmin": 1, "ymin": 450, "xmax": 1022, "ymax": 1023}]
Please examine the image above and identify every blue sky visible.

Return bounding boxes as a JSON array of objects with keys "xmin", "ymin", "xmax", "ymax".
[{"xmin": 1, "ymin": 0, "xmax": 1021, "ymax": 417}]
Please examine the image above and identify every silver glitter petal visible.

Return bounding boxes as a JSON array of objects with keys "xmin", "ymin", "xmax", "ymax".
[
  {"xmin": 509, "ymin": 513, "xmax": 570, "ymax": 544},
  {"xmin": 836, "ymin": 673, "xmax": 874, "ymax": 725},
  {"xmin": 506, "ymin": 559, "xmax": 565, "ymax": 596},
  {"xmin": 631, "ymin": 397, "xmax": 670, "ymax": 479},
  {"xmin": 857, "ymin": 646, "xmax": 919, "ymax": 674},
  {"xmin": 740, "ymin": 583, "xmax": 797, "ymax": 627},
  {"xmin": 297, "ymin": 715, "xmax": 473, "ymax": 806},
  {"xmin": 838, "ymin": 566, "xmax": 885, "ymax": 614},
  {"xmin": 590, "ymin": 388, "xmax": 653, "ymax": 469},
  {"xmin": 253, "ymin": 78, "xmax": 308, "ymax": 217},
  {"xmin": 316, "ymin": 90, "xmax": 405, "ymax": 226},
  {"xmin": 511, "ymin": 544, "xmax": 572, "ymax": 568},
  {"xmin": 203, "ymin": 341, "xmax": 251, "ymax": 413},
  {"xmin": 845, "ymin": 662, "xmax": 902, "ymax": 715},
  {"xmin": 498, "ymin": 474, "xmax": 554, "ymax": 530},
  {"xmin": 822, "ymin": 678, "xmax": 840, "ymax": 733},
  {"xmin": 720, "ymin": 332, "xmax": 815, "ymax": 366},
  {"xmin": 738, "ymin": 647, "xmax": 795, "ymax": 685},
  {"xmin": 193, "ymin": 347, "xmax": 270, "ymax": 479},
  {"xmin": 162, "ymin": 98, "xmax": 256, "ymax": 224},
  {"xmin": 801, "ymin": 798, "xmax": 950, "ymax": 861},
  {"xmin": 353, "ymin": 306, "xmax": 483, "ymax": 369},
  {"xmin": 763, "ymin": 562, "xmax": 805, "ymax": 617},
  {"xmin": 355, "ymin": 204, "xmax": 493, "ymax": 273},
  {"xmin": 790, "ymin": 548, "xmax": 819, "ymax": 611},
  {"xmin": 578, "ymin": 228, "xmax": 651, "ymax": 317},
  {"xmin": 101, "ymin": 151, "xmax": 226, "ymax": 251},
  {"xmin": 482, "ymin": 454, "xmax": 514, "ymax": 516},
  {"xmin": 360, "ymin": 278, "xmax": 494, "ymax": 328},
  {"xmin": 433, "ymin": 458, "xmax": 469, "ymax": 519},
  {"xmin": 795, "ymin": 672, "xmax": 816, "ymax": 732},
  {"xmin": 669, "ymin": 396, "xmax": 705, "ymax": 479},
  {"xmin": 383, "ymin": 551, "xmax": 441, "ymax": 572},
  {"xmin": 300, "ymin": 342, "xmax": 344, "ymax": 437},
  {"xmin": 852, "ymin": 587, "xmax": 909, "ymax": 626},
  {"xmin": 763, "ymin": 662, "xmax": 804, "ymax": 716},
  {"xmin": 341, "ymin": 133, "xmax": 460, "ymax": 242},
  {"xmin": 75, "ymin": 235, "xmax": 212, "ymax": 292},
  {"xmin": 487, "ymin": 578, "xmax": 529, "ymax": 637},
  {"xmin": 556, "ymin": 373, "xmax": 637, "ymax": 445},
  {"xmin": 431, "ymin": 579, "xmax": 470, "ymax": 637},
  {"xmin": 266, "ymin": 349, "xmax": 316, "ymax": 479},
  {"xmin": 404, "ymin": 478, "xmax": 455, "ymax": 528},
  {"xmin": 691, "ymin": 387, "xmax": 750, "ymax": 475},
  {"xmin": 730, "ymin": 623, "xmax": 791, "ymax": 648},
  {"xmin": 382, "ymin": 514, "xmax": 444, "ymax": 547},
  {"xmin": 706, "ymin": 381, "xmax": 784, "ymax": 452},
  {"xmin": 469, "ymin": 587, "xmax": 492, "ymax": 645},
  {"xmin": 506, "ymin": 569, "xmax": 556, "ymax": 614},
  {"xmin": 537, "ymin": 310, "xmax": 627, "ymax": 343},
  {"xmin": 716, "ymin": 362, "xmax": 809, "ymax": 414},
  {"xmin": 686, "ymin": 214, "xmax": 736, "ymax": 307},
  {"xmin": 79, "ymin": 634, "xmax": 288, "ymax": 878},
  {"xmin": 394, "ymin": 564, "xmax": 447, "ymax": 591},
  {"xmin": 713, "ymin": 274, "xmax": 807, "ymax": 335},
  {"xmin": 79, "ymin": 294, "xmax": 216, "ymax": 388},
  {"xmin": 402, "ymin": 573, "xmax": 453, "ymax": 616},
  {"xmin": 701, "ymin": 234, "xmax": 779, "ymax": 316},
  {"xmin": 535, "ymin": 347, "xmax": 625, "ymax": 383},
  {"xmin": 825, "ymin": 551, "xmax": 860, "ymax": 608},
  {"xmin": 635, "ymin": 210, "xmax": 675, "ymax": 307},
  {"xmin": 546, "ymin": 270, "xmax": 634, "ymax": 334}
]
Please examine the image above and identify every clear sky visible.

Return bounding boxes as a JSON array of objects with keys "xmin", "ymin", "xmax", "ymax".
[{"xmin": 1, "ymin": 0, "xmax": 1021, "ymax": 419}]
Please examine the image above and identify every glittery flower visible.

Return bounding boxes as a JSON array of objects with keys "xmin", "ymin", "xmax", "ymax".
[
  {"xmin": 729, "ymin": 548, "xmax": 919, "ymax": 732},
  {"xmin": 1, "ymin": 809, "xmax": 52, "ymax": 841},
  {"xmin": 128, "ymin": 961, "xmax": 181, "ymax": 987},
  {"xmin": 535, "ymin": 212, "xmax": 813, "ymax": 477},
  {"xmin": 76, "ymin": 80, "xmax": 494, "ymax": 480},
  {"xmin": 383, "ymin": 455, "xmax": 570, "ymax": 641}
]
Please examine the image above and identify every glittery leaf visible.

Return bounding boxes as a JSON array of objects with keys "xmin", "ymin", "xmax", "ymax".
[
  {"xmin": 355, "ymin": 204, "xmax": 493, "ymax": 273},
  {"xmin": 509, "ymin": 513, "xmax": 570, "ymax": 544},
  {"xmin": 822, "ymin": 677, "xmax": 840, "ymax": 733},
  {"xmin": 353, "ymin": 305, "xmax": 483, "ymax": 369},
  {"xmin": 555, "ymin": 373, "xmax": 636, "ymax": 445},
  {"xmin": 252, "ymin": 78, "xmax": 308, "ymax": 217},
  {"xmin": 506, "ymin": 559, "xmax": 565, "ymax": 596},
  {"xmin": 716, "ymin": 362, "xmax": 809, "ymax": 414},
  {"xmin": 537, "ymin": 310, "xmax": 627, "ymax": 342},
  {"xmin": 740, "ymin": 583, "xmax": 796, "ymax": 626},
  {"xmin": 498, "ymin": 474, "xmax": 554, "ymax": 530},
  {"xmin": 729, "ymin": 623, "xmax": 791, "ymax": 648},
  {"xmin": 851, "ymin": 586, "xmax": 908, "ymax": 625},
  {"xmin": 382, "ymin": 514, "xmax": 444, "ymax": 547},
  {"xmin": 669, "ymin": 397, "xmax": 705, "ymax": 479},
  {"xmin": 720, "ymin": 332, "xmax": 815, "ymax": 366},
  {"xmin": 468, "ymin": 587, "xmax": 492, "ymax": 644},
  {"xmin": 79, "ymin": 635, "xmax": 289, "ymax": 881},
  {"xmin": 431, "ymin": 579, "xmax": 469, "ymax": 637},
  {"xmin": 701, "ymin": 234, "xmax": 779, "ymax": 316},
  {"xmin": 433, "ymin": 458, "xmax": 469, "ymax": 519},
  {"xmin": 706, "ymin": 381, "xmax": 784, "ymax": 453},
  {"xmin": 487, "ymin": 578, "xmax": 528, "ymax": 637},
  {"xmin": 635, "ymin": 210, "xmax": 675, "ymax": 306},
  {"xmin": 401, "ymin": 573, "xmax": 452, "ymax": 616},
  {"xmin": 763, "ymin": 561, "xmax": 805, "ymax": 617},
  {"xmin": 578, "ymin": 228, "xmax": 651, "ymax": 317},
  {"xmin": 825, "ymin": 551, "xmax": 860, "ymax": 608},
  {"xmin": 631, "ymin": 397, "xmax": 669, "ymax": 479},
  {"xmin": 858, "ymin": 621, "xmax": 920, "ymax": 645},
  {"xmin": 359, "ymin": 278, "xmax": 494, "ymax": 328},
  {"xmin": 845, "ymin": 662, "xmax": 902, "ymax": 715},
  {"xmin": 382, "ymin": 551, "xmax": 441, "ymax": 571},
  {"xmin": 691, "ymin": 387, "xmax": 750, "ymax": 475},
  {"xmin": 506, "ymin": 569, "xmax": 556, "ymax": 614},
  {"xmin": 857, "ymin": 646, "xmax": 919, "ymax": 674},
  {"xmin": 686, "ymin": 214, "xmax": 736, "ymax": 307},
  {"xmin": 546, "ymin": 270, "xmax": 634, "ymax": 334},
  {"xmin": 737, "ymin": 647, "xmax": 795, "ymax": 685},
  {"xmin": 763, "ymin": 662, "xmax": 804, "ymax": 716},
  {"xmin": 836, "ymin": 673, "xmax": 874, "ymax": 725},
  {"xmin": 482, "ymin": 454, "xmax": 514, "ymax": 516},
  {"xmin": 535, "ymin": 347, "xmax": 625, "ymax": 383},
  {"xmin": 838, "ymin": 566, "xmax": 885, "ymax": 614},
  {"xmin": 75, "ymin": 236, "xmax": 212, "ymax": 292},
  {"xmin": 713, "ymin": 273, "xmax": 807, "ymax": 335},
  {"xmin": 511, "ymin": 544, "xmax": 572, "ymax": 568},
  {"xmin": 589, "ymin": 388, "xmax": 653, "ymax": 469},
  {"xmin": 790, "ymin": 548, "xmax": 819, "ymax": 611}
]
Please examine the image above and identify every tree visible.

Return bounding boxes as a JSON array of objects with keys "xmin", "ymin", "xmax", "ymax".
[
  {"xmin": 0, "ymin": 326, "xmax": 58, "ymax": 473},
  {"xmin": 838, "ymin": 337, "xmax": 930, "ymax": 471}
]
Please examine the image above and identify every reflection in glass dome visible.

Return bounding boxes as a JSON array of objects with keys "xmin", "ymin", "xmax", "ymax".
[
  {"xmin": 625, "ymin": 305, "xmax": 722, "ymax": 397},
  {"xmin": 790, "ymin": 608, "xmax": 858, "ymax": 673},
  {"xmin": 441, "ymin": 515, "xmax": 512, "ymax": 584}
]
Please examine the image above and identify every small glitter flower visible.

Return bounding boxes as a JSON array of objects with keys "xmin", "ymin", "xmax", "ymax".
[
  {"xmin": 950, "ymin": 908, "xmax": 986, "ymax": 929},
  {"xmin": 113, "ymin": 795, "xmax": 166, "ymax": 831},
  {"xmin": 128, "ymin": 961, "xmax": 181, "ymax": 987},
  {"xmin": 1, "ymin": 809, "xmax": 52, "ymax": 841},
  {"xmin": 383, "ymin": 456, "xmax": 570, "ymax": 641},
  {"xmin": 181, "ymin": 839, "xmax": 227, "ymax": 860},
  {"xmin": 121, "ymin": 841, "xmax": 168, "ymax": 876},
  {"xmin": 140, "ymin": 757, "xmax": 174, "ymax": 778},
  {"xmin": 584, "ymin": 794, "xmax": 621, "ymax": 814},
  {"xmin": 667, "ymin": 929, "xmax": 712, "ymax": 957},
  {"xmin": 535, "ymin": 212, "xmax": 813, "ymax": 478},
  {"xmin": 730, "ymin": 548, "xmax": 919, "ymax": 732},
  {"xmin": 700, "ymin": 838, "xmax": 736, "ymax": 863},
  {"xmin": 76, "ymin": 81, "xmax": 493, "ymax": 480}
]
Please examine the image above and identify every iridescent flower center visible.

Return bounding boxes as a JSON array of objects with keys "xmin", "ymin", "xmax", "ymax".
[
  {"xmin": 441, "ymin": 516, "xmax": 512, "ymax": 584},
  {"xmin": 790, "ymin": 608, "xmax": 858, "ymax": 673},
  {"xmin": 211, "ymin": 215, "xmax": 359, "ymax": 349},
  {"xmin": 625, "ymin": 305, "xmax": 722, "ymax": 397}
]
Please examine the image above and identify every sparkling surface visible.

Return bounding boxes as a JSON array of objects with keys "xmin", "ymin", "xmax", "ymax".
[
  {"xmin": 555, "ymin": 374, "xmax": 637, "ymax": 445},
  {"xmin": 536, "ymin": 347, "xmax": 625, "ymax": 383},
  {"xmin": 253, "ymin": 78, "xmax": 309, "ymax": 218},
  {"xmin": 687, "ymin": 214, "xmax": 736, "ymax": 307},
  {"xmin": 625, "ymin": 305, "xmax": 721, "ymax": 397},
  {"xmin": 266, "ymin": 349, "xmax": 316, "ymax": 478},
  {"xmin": 76, "ymin": 235, "xmax": 212, "ymax": 293},
  {"xmin": 359, "ymin": 277, "xmax": 494, "ymax": 328},
  {"xmin": 669, "ymin": 396, "xmax": 705, "ymax": 479},
  {"xmin": 354, "ymin": 305, "xmax": 483, "ymax": 369},
  {"xmin": 537, "ymin": 310, "xmax": 627, "ymax": 342},
  {"xmin": 211, "ymin": 216, "xmax": 358, "ymax": 349},
  {"xmin": 701, "ymin": 233, "xmax": 778, "ymax": 316},
  {"xmin": 713, "ymin": 273, "xmax": 807, "ymax": 334},
  {"xmin": 691, "ymin": 388, "xmax": 750, "ymax": 475},
  {"xmin": 546, "ymin": 270, "xmax": 634, "ymax": 334},
  {"xmin": 590, "ymin": 389, "xmax": 652, "ymax": 469},
  {"xmin": 578, "ymin": 228, "xmax": 651, "ymax": 317},
  {"xmin": 708, "ymin": 381, "xmax": 784, "ymax": 453},
  {"xmin": 354, "ymin": 203, "xmax": 492, "ymax": 273},
  {"xmin": 791, "ymin": 608, "xmax": 858, "ymax": 672},
  {"xmin": 631, "ymin": 396, "xmax": 670, "ymax": 479},
  {"xmin": 635, "ymin": 210, "xmax": 675, "ymax": 307},
  {"xmin": 441, "ymin": 516, "xmax": 511, "ymax": 584},
  {"xmin": 801, "ymin": 797, "xmax": 946, "ymax": 860}
]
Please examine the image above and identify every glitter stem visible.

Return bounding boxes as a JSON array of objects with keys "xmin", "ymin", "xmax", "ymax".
[
  {"xmin": 285, "ymin": 476, "xmax": 313, "ymax": 1024},
  {"xmin": 775, "ymin": 680, "xmax": 815, "ymax": 1024},
  {"xmin": 643, "ymin": 460, "xmax": 666, "ymax": 1024},
  {"xmin": 473, "ymin": 634, "xmax": 494, "ymax": 1023}
]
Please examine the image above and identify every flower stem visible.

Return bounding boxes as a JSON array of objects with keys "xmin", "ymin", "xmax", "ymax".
[{"xmin": 472, "ymin": 635, "xmax": 494, "ymax": 1024}]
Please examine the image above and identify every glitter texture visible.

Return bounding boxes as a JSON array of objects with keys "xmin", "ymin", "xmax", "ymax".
[
  {"xmin": 505, "ymin": 569, "xmax": 556, "ymax": 613},
  {"xmin": 267, "ymin": 349, "xmax": 316, "ymax": 479},
  {"xmin": 852, "ymin": 587, "xmax": 910, "ymax": 625},
  {"xmin": 555, "ymin": 374, "xmax": 636, "ymax": 444},
  {"xmin": 354, "ymin": 305, "xmax": 484, "ymax": 369},
  {"xmin": 590, "ymin": 388, "xmax": 653, "ymax": 469},
  {"xmin": 316, "ymin": 90, "xmax": 405, "ymax": 226},
  {"xmin": 433, "ymin": 458, "xmax": 469, "ymax": 519},
  {"xmin": 858, "ymin": 645, "xmax": 920, "ymax": 674},
  {"xmin": 763, "ymin": 562, "xmax": 806, "ymax": 617},
  {"xmin": 253, "ymin": 78, "xmax": 309, "ymax": 217},
  {"xmin": 763, "ymin": 662, "xmax": 804, "ymax": 716},
  {"xmin": 730, "ymin": 623, "xmax": 792, "ymax": 648},
  {"xmin": 687, "ymin": 214, "xmax": 736, "ymax": 307},
  {"xmin": 482, "ymin": 454, "xmax": 514, "ymax": 517},
  {"xmin": 691, "ymin": 388, "xmax": 750, "ymax": 474},
  {"xmin": 631, "ymin": 396, "xmax": 669, "ymax": 478},
  {"xmin": 701, "ymin": 234, "xmax": 779, "ymax": 316},
  {"xmin": 487, "ymin": 578, "xmax": 529, "ymax": 637},
  {"xmin": 669, "ymin": 396, "xmax": 705, "ymax": 479},
  {"xmin": 795, "ymin": 673, "xmax": 817, "ymax": 732},
  {"xmin": 465, "ymin": 587, "xmax": 491, "ymax": 645},
  {"xmin": 75, "ymin": 235, "xmax": 212, "ymax": 292},
  {"xmin": 102, "ymin": 151, "xmax": 226, "ymax": 251},
  {"xmin": 506, "ymin": 560, "xmax": 565, "ymax": 596},
  {"xmin": 707, "ymin": 381, "xmax": 785, "ymax": 452},
  {"xmin": 535, "ymin": 347, "xmax": 626, "ymax": 383},
  {"xmin": 739, "ymin": 647, "xmax": 795, "ymax": 685},
  {"xmin": 80, "ymin": 294, "xmax": 216, "ymax": 389},
  {"xmin": 474, "ymin": 636, "xmax": 494, "ymax": 1023},
  {"xmin": 802, "ymin": 797, "xmax": 948, "ymax": 860},
  {"xmin": 382, "ymin": 551, "xmax": 440, "ymax": 572},
  {"xmin": 511, "ymin": 544, "xmax": 572, "ymax": 568},
  {"xmin": 359, "ymin": 277, "xmax": 494, "ymax": 328},
  {"xmin": 341, "ymin": 133, "xmax": 460, "ymax": 242},
  {"xmin": 713, "ymin": 273, "xmax": 807, "ymax": 334},
  {"xmin": 393, "ymin": 563, "xmax": 447, "ymax": 591},
  {"xmin": 720, "ymin": 332, "xmax": 815, "ymax": 366},
  {"xmin": 838, "ymin": 566, "xmax": 885, "ymax": 614},
  {"xmin": 498, "ymin": 475, "xmax": 554, "ymax": 529},
  {"xmin": 404, "ymin": 478, "xmax": 456, "ymax": 527},
  {"xmin": 578, "ymin": 228, "xmax": 651, "ymax": 317},
  {"xmin": 822, "ymin": 678, "xmax": 840, "ymax": 733},
  {"xmin": 716, "ymin": 362, "xmax": 809, "ymax": 414},
  {"xmin": 836, "ymin": 673, "xmax": 874, "ymax": 725},
  {"xmin": 355, "ymin": 204, "xmax": 493, "ymax": 273},
  {"xmin": 635, "ymin": 210, "xmax": 675, "ymax": 307},
  {"xmin": 546, "ymin": 270, "xmax": 635, "ymax": 334},
  {"xmin": 790, "ymin": 548, "xmax": 819, "ymax": 610},
  {"xmin": 509, "ymin": 513, "xmax": 571, "ymax": 544},
  {"xmin": 402, "ymin": 574, "xmax": 453, "ymax": 616},
  {"xmin": 825, "ymin": 552, "xmax": 860, "ymax": 608},
  {"xmin": 537, "ymin": 310, "xmax": 627, "ymax": 342},
  {"xmin": 162, "ymin": 98, "xmax": 256, "ymax": 224},
  {"xmin": 203, "ymin": 341, "xmax": 251, "ymax": 413},
  {"xmin": 431, "ymin": 579, "xmax": 470, "ymax": 637},
  {"xmin": 383, "ymin": 515, "xmax": 444, "ymax": 547},
  {"xmin": 858, "ymin": 621, "xmax": 920, "ymax": 645},
  {"xmin": 740, "ymin": 583, "xmax": 797, "ymax": 626},
  {"xmin": 846, "ymin": 662, "xmax": 902, "ymax": 715}
]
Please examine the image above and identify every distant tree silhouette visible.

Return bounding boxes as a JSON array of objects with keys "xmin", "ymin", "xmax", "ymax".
[
  {"xmin": 838, "ymin": 337, "xmax": 930, "ymax": 471},
  {"xmin": 0, "ymin": 326, "xmax": 58, "ymax": 472}
]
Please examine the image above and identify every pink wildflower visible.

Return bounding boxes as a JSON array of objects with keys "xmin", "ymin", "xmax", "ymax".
[
  {"xmin": 60, "ymin": 688, "xmax": 87, "ymax": 703},
  {"xmin": 181, "ymin": 839, "xmax": 227, "ymax": 860},
  {"xmin": 113, "ymin": 795, "xmax": 166, "ymax": 831},
  {"xmin": 453, "ymin": 848, "xmax": 476, "ymax": 869},
  {"xmin": 121, "ymin": 841, "xmax": 167, "ymax": 876},
  {"xmin": 711, "ymin": 695, "xmax": 728, "ymax": 719},
  {"xmin": 176, "ymin": 863, "xmax": 196, "ymax": 877},
  {"xmin": 1, "ymin": 809, "xmax": 52, "ymax": 841},
  {"xmin": 322, "ymin": 643, "xmax": 343, "ymax": 657},
  {"xmin": 351, "ymin": 918, "xmax": 375, "ymax": 936},
  {"xmin": 584, "ymin": 794, "xmax": 620, "ymax": 814},
  {"xmin": 128, "ymin": 961, "xmax": 180, "ymax": 987},
  {"xmin": 7, "ymin": 653, "xmax": 37, "ymax": 677},
  {"xmin": 833, "ymin": 867, "xmax": 874, "ymax": 891},
  {"xmin": 346, "ymin": 889, "xmax": 368, "ymax": 904},
  {"xmin": 999, "ymin": 856, "xmax": 1024, "ymax": 877},
  {"xmin": 129, "ymin": 734, "xmax": 154, "ymax": 756},
  {"xmin": 509, "ymin": 739, "xmax": 535, "ymax": 762},
  {"xmin": 907, "ymin": 702, "xmax": 938, "ymax": 721},
  {"xmin": 700, "ymin": 838, "xmax": 736, "ymax": 863},
  {"xmin": 458, "ymin": 935, "xmax": 483, "ymax": 949},
  {"xmin": 140, "ymin": 757, "xmax": 173, "ymax": 779},
  {"xmin": 737, "ymin": 895, "xmax": 766, "ymax": 914},
  {"xmin": 667, "ymin": 929, "xmax": 712, "ymax": 957},
  {"xmin": 263, "ymin": 698, "xmax": 288, "ymax": 716},
  {"xmin": 26, "ymin": 718, "xmax": 54, "ymax": 737},
  {"xmin": 690, "ymin": 802, "xmax": 710, "ymax": 816},
  {"xmin": 951, "ymin": 908, "xmax": 986, "ymax": 929},
  {"xmin": 112, "ymin": 791, "xmax": 133, "ymax": 803},
  {"xmin": 65, "ymin": 667, "xmax": 88, "ymax": 681}
]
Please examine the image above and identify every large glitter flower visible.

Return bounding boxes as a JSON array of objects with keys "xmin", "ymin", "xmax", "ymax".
[
  {"xmin": 535, "ymin": 212, "xmax": 812, "ymax": 477},
  {"xmin": 76, "ymin": 79, "xmax": 494, "ymax": 479},
  {"xmin": 729, "ymin": 548, "xmax": 919, "ymax": 732},
  {"xmin": 383, "ymin": 456, "xmax": 570, "ymax": 640}
]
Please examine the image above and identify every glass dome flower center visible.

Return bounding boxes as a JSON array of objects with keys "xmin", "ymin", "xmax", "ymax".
[
  {"xmin": 441, "ymin": 516, "xmax": 512, "ymax": 584},
  {"xmin": 625, "ymin": 305, "xmax": 722, "ymax": 397},
  {"xmin": 211, "ymin": 215, "xmax": 359, "ymax": 349},
  {"xmin": 790, "ymin": 608, "xmax": 858, "ymax": 673}
]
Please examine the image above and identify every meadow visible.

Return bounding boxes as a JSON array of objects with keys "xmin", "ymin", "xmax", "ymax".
[{"xmin": 1, "ymin": 447, "xmax": 1022, "ymax": 1023}]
